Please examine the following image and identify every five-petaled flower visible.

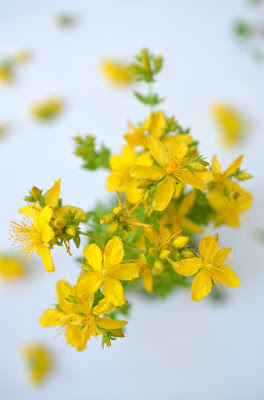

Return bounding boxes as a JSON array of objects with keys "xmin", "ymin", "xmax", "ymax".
[
  {"xmin": 40, "ymin": 280, "xmax": 128, "ymax": 351},
  {"xmin": 171, "ymin": 234, "xmax": 240, "ymax": 301},
  {"xmin": 130, "ymin": 136, "xmax": 207, "ymax": 211},
  {"xmin": 75, "ymin": 236, "xmax": 139, "ymax": 306}
]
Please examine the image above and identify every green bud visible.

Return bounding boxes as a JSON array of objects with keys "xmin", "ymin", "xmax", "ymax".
[
  {"xmin": 54, "ymin": 218, "xmax": 67, "ymax": 229},
  {"xmin": 66, "ymin": 226, "xmax": 76, "ymax": 237}
]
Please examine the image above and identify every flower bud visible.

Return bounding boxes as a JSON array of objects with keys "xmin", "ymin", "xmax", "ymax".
[
  {"xmin": 100, "ymin": 213, "xmax": 114, "ymax": 224},
  {"xmin": 66, "ymin": 226, "xmax": 76, "ymax": 237},
  {"xmin": 188, "ymin": 162, "xmax": 207, "ymax": 172},
  {"xmin": 159, "ymin": 249, "xmax": 170, "ymax": 259},
  {"xmin": 236, "ymin": 172, "xmax": 253, "ymax": 181},
  {"xmin": 141, "ymin": 49, "xmax": 150, "ymax": 72},
  {"xmin": 180, "ymin": 249, "xmax": 194, "ymax": 258},
  {"xmin": 113, "ymin": 206, "xmax": 122, "ymax": 215},
  {"xmin": 54, "ymin": 218, "xmax": 67, "ymax": 230},
  {"xmin": 172, "ymin": 236, "xmax": 189, "ymax": 249},
  {"xmin": 31, "ymin": 186, "xmax": 41, "ymax": 200},
  {"xmin": 152, "ymin": 259, "xmax": 165, "ymax": 276}
]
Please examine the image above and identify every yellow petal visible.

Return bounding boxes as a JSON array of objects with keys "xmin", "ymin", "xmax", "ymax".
[
  {"xmin": 210, "ymin": 265, "xmax": 240, "ymax": 287},
  {"xmin": 109, "ymin": 154, "xmax": 123, "ymax": 171},
  {"xmin": 55, "ymin": 206, "xmax": 85, "ymax": 221},
  {"xmin": 92, "ymin": 297, "xmax": 116, "ymax": 316},
  {"xmin": 211, "ymin": 155, "xmax": 222, "ymax": 175},
  {"xmin": 176, "ymin": 170, "xmax": 206, "ymax": 191},
  {"xmin": 103, "ymin": 275, "xmax": 125, "ymax": 307},
  {"xmin": 56, "ymin": 280, "xmax": 75, "ymax": 314},
  {"xmin": 199, "ymin": 235, "xmax": 219, "ymax": 263},
  {"xmin": 45, "ymin": 179, "xmax": 61, "ymax": 207},
  {"xmin": 168, "ymin": 139, "xmax": 188, "ymax": 160},
  {"xmin": 122, "ymin": 145, "xmax": 136, "ymax": 165},
  {"xmin": 103, "ymin": 236, "xmax": 124, "ymax": 269},
  {"xmin": 19, "ymin": 204, "xmax": 41, "ymax": 217},
  {"xmin": 35, "ymin": 206, "xmax": 53, "ymax": 230},
  {"xmin": 76, "ymin": 271, "xmax": 104, "ymax": 298},
  {"xmin": 83, "ymin": 243, "xmax": 102, "ymax": 271},
  {"xmin": 213, "ymin": 247, "xmax": 231, "ymax": 266},
  {"xmin": 66, "ymin": 325, "xmax": 87, "ymax": 351},
  {"xmin": 224, "ymin": 155, "xmax": 243, "ymax": 177},
  {"xmin": 129, "ymin": 165, "xmax": 165, "ymax": 181},
  {"xmin": 76, "ymin": 294, "xmax": 94, "ymax": 315},
  {"xmin": 95, "ymin": 316, "xmax": 128, "ymax": 330},
  {"xmin": 148, "ymin": 110, "xmax": 166, "ymax": 138},
  {"xmin": 142, "ymin": 268, "xmax": 153, "ymax": 294},
  {"xmin": 177, "ymin": 190, "xmax": 197, "ymax": 216},
  {"xmin": 181, "ymin": 217, "xmax": 204, "ymax": 233},
  {"xmin": 40, "ymin": 224, "xmax": 55, "ymax": 243},
  {"xmin": 107, "ymin": 262, "xmax": 139, "ymax": 281},
  {"xmin": 148, "ymin": 136, "xmax": 168, "ymax": 168},
  {"xmin": 171, "ymin": 257, "xmax": 202, "ymax": 276},
  {"xmin": 35, "ymin": 242, "xmax": 54, "ymax": 272},
  {"xmin": 39, "ymin": 309, "xmax": 64, "ymax": 326},
  {"xmin": 152, "ymin": 175, "xmax": 175, "ymax": 211},
  {"xmin": 191, "ymin": 269, "xmax": 213, "ymax": 301}
]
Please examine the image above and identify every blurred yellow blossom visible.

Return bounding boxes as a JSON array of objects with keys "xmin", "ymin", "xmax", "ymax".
[
  {"xmin": 101, "ymin": 59, "xmax": 134, "ymax": 85},
  {"xmin": 0, "ymin": 122, "xmax": 6, "ymax": 135},
  {"xmin": 0, "ymin": 61, "xmax": 13, "ymax": 83},
  {"xmin": 13, "ymin": 50, "xmax": 31, "ymax": 64},
  {"xmin": 30, "ymin": 97, "xmax": 64, "ymax": 120},
  {"xmin": 0, "ymin": 254, "xmax": 25, "ymax": 280},
  {"xmin": 21, "ymin": 344, "xmax": 51, "ymax": 384},
  {"xmin": 211, "ymin": 102, "xmax": 244, "ymax": 147}
]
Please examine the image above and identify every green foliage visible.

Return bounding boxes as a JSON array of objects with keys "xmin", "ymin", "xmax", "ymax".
[
  {"xmin": 187, "ymin": 190, "xmax": 213, "ymax": 226},
  {"xmin": 152, "ymin": 266, "xmax": 190, "ymax": 298},
  {"xmin": 74, "ymin": 135, "xmax": 111, "ymax": 170}
]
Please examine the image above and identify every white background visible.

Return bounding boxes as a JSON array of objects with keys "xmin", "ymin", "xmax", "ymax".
[{"xmin": 0, "ymin": 1, "xmax": 263, "ymax": 399}]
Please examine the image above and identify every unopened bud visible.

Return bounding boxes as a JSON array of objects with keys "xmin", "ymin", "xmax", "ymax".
[
  {"xmin": 159, "ymin": 249, "xmax": 171, "ymax": 259},
  {"xmin": 141, "ymin": 49, "xmax": 150, "ymax": 72},
  {"xmin": 152, "ymin": 259, "xmax": 165, "ymax": 276},
  {"xmin": 31, "ymin": 186, "xmax": 41, "ymax": 200},
  {"xmin": 180, "ymin": 249, "xmax": 194, "ymax": 258},
  {"xmin": 54, "ymin": 218, "xmax": 67, "ymax": 230},
  {"xmin": 113, "ymin": 206, "xmax": 122, "ymax": 215},
  {"xmin": 100, "ymin": 213, "xmax": 114, "ymax": 224},
  {"xmin": 189, "ymin": 162, "xmax": 207, "ymax": 172},
  {"xmin": 173, "ymin": 236, "xmax": 189, "ymax": 249},
  {"xmin": 236, "ymin": 172, "xmax": 253, "ymax": 181},
  {"xmin": 66, "ymin": 226, "xmax": 76, "ymax": 237}
]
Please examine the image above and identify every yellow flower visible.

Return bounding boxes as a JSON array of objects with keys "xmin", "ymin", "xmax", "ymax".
[
  {"xmin": 172, "ymin": 234, "xmax": 240, "ymax": 301},
  {"xmin": 130, "ymin": 136, "xmax": 207, "ymax": 211},
  {"xmin": 100, "ymin": 60, "xmax": 134, "ymax": 85},
  {"xmin": 0, "ymin": 63, "xmax": 13, "ymax": 83},
  {"xmin": 124, "ymin": 110, "xmax": 166, "ymax": 147},
  {"xmin": 40, "ymin": 280, "xmax": 128, "ymax": 351},
  {"xmin": 106, "ymin": 146, "xmax": 152, "ymax": 204},
  {"xmin": 0, "ymin": 254, "xmax": 25, "ymax": 280},
  {"xmin": 208, "ymin": 181, "xmax": 253, "ymax": 227},
  {"xmin": 19, "ymin": 179, "xmax": 85, "ymax": 221},
  {"xmin": 211, "ymin": 103, "xmax": 244, "ymax": 147},
  {"xmin": 161, "ymin": 191, "xmax": 204, "ymax": 233},
  {"xmin": 206, "ymin": 155, "xmax": 253, "ymax": 227},
  {"xmin": 13, "ymin": 50, "xmax": 31, "ymax": 64},
  {"xmin": 75, "ymin": 236, "xmax": 139, "ymax": 306},
  {"xmin": 10, "ymin": 206, "xmax": 55, "ymax": 272},
  {"xmin": 21, "ymin": 344, "xmax": 51, "ymax": 384},
  {"xmin": 0, "ymin": 122, "xmax": 6, "ymax": 136},
  {"xmin": 30, "ymin": 97, "xmax": 63, "ymax": 120}
]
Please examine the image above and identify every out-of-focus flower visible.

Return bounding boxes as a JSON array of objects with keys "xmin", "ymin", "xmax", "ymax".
[
  {"xmin": 21, "ymin": 344, "xmax": 51, "ymax": 384},
  {"xmin": 30, "ymin": 97, "xmax": 64, "ymax": 120},
  {"xmin": 0, "ymin": 122, "xmax": 6, "ymax": 135},
  {"xmin": 100, "ymin": 59, "xmax": 134, "ymax": 85},
  {"xmin": 0, "ymin": 254, "xmax": 25, "ymax": 280},
  {"xmin": 0, "ymin": 61, "xmax": 13, "ymax": 83},
  {"xmin": 13, "ymin": 50, "xmax": 31, "ymax": 64},
  {"xmin": 210, "ymin": 103, "xmax": 244, "ymax": 147},
  {"xmin": 56, "ymin": 12, "xmax": 77, "ymax": 27}
]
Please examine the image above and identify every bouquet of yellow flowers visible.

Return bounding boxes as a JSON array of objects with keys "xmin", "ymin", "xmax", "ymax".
[{"xmin": 10, "ymin": 49, "xmax": 253, "ymax": 351}]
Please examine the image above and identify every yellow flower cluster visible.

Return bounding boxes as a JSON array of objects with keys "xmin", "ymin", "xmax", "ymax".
[{"xmin": 10, "ymin": 49, "xmax": 253, "ymax": 353}]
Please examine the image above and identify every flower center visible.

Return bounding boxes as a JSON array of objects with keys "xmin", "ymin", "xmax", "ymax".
[{"xmin": 165, "ymin": 160, "xmax": 179, "ymax": 175}]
